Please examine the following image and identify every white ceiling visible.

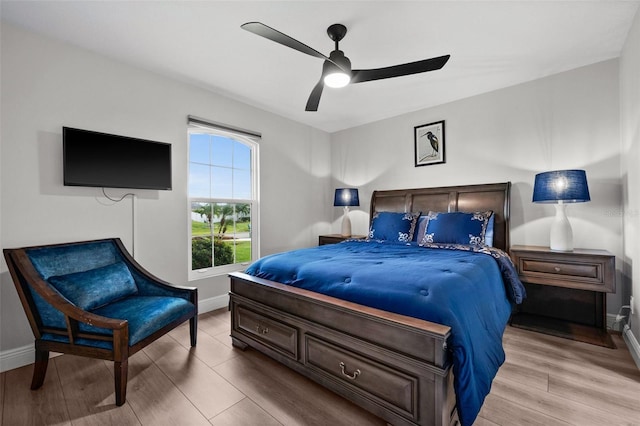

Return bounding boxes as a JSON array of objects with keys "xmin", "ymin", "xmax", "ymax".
[{"xmin": 2, "ymin": 1, "xmax": 639, "ymax": 133}]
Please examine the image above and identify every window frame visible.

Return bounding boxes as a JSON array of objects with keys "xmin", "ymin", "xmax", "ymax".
[{"xmin": 187, "ymin": 123, "xmax": 260, "ymax": 280}]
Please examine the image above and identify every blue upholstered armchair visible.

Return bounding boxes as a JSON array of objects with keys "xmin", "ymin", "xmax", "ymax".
[{"xmin": 3, "ymin": 238, "xmax": 198, "ymax": 406}]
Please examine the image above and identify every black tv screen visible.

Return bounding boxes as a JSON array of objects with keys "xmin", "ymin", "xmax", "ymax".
[{"xmin": 63, "ymin": 127, "xmax": 172, "ymax": 190}]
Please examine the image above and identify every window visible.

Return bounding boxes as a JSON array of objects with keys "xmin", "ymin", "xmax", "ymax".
[{"xmin": 188, "ymin": 116, "xmax": 260, "ymax": 279}]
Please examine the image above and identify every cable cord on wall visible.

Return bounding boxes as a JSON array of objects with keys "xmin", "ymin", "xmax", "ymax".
[
  {"xmin": 101, "ymin": 187, "xmax": 135, "ymax": 202},
  {"xmin": 101, "ymin": 188, "xmax": 137, "ymax": 258}
]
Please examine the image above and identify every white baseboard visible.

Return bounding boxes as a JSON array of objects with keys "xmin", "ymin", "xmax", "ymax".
[
  {"xmin": 0, "ymin": 294, "xmax": 230, "ymax": 373},
  {"xmin": 198, "ymin": 293, "xmax": 229, "ymax": 314},
  {"xmin": 0, "ymin": 344, "xmax": 34, "ymax": 373},
  {"xmin": 623, "ymin": 325, "xmax": 640, "ymax": 371}
]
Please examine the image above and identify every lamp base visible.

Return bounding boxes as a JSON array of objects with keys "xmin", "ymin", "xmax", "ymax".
[
  {"xmin": 549, "ymin": 203, "xmax": 573, "ymax": 251},
  {"xmin": 341, "ymin": 206, "xmax": 352, "ymax": 237}
]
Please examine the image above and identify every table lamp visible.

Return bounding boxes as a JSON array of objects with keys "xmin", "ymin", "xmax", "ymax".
[
  {"xmin": 334, "ymin": 188, "xmax": 360, "ymax": 237},
  {"xmin": 532, "ymin": 169, "xmax": 590, "ymax": 251}
]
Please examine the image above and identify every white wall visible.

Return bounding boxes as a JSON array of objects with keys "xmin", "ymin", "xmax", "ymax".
[
  {"xmin": 621, "ymin": 8, "xmax": 640, "ymax": 362},
  {"xmin": 0, "ymin": 23, "xmax": 332, "ymax": 367},
  {"xmin": 331, "ymin": 59, "xmax": 624, "ymax": 313}
]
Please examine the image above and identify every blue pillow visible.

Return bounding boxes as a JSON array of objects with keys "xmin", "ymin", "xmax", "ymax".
[
  {"xmin": 420, "ymin": 211, "xmax": 493, "ymax": 246},
  {"xmin": 369, "ymin": 211, "xmax": 420, "ymax": 243},
  {"xmin": 48, "ymin": 261, "xmax": 138, "ymax": 311}
]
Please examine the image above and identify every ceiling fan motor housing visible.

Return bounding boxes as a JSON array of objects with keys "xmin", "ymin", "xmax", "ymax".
[{"xmin": 325, "ymin": 50, "xmax": 352, "ymax": 75}]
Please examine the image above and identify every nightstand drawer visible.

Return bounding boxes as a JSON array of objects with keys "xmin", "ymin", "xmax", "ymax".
[
  {"xmin": 521, "ymin": 259, "xmax": 599, "ymax": 280},
  {"xmin": 511, "ymin": 246, "xmax": 615, "ymax": 293}
]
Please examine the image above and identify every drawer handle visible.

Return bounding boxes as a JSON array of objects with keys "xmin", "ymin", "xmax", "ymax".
[
  {"xmin": 339, "ymin": 362, "xmax": 361, "ymax": 380},
  {"xmin": 255, "ymin": 324, "xmax": 269, "ymax": 335}
]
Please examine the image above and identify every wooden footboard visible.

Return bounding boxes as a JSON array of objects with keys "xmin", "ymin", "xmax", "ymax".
[{"xmin": 229, "ymin": 272, "xmax": 459, "ymax": 426}]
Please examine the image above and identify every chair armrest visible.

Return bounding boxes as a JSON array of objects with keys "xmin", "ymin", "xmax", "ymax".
[{"xmin": 64, "ymin": 305, "xmax": 128, "ymax": 330}]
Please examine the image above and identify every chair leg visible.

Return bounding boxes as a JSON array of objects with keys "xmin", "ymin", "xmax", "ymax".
[
  {"xmin": 114, "ymin": 358, "xmax": 128, "ymax": 406},
  {"xmin": 30, "ymin": 349, "xmax": 49, "ymax": 390},
  {"xmin": 190, "ymin": 316, "xmax": 197, "ymax": 347}
]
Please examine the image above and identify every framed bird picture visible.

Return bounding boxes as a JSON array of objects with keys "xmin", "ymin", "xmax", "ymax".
[{"xmin": 414, "ymin": 120, "xmax": 445, "ymax": 167}]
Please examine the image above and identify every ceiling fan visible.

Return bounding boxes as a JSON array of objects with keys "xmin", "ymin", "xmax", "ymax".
[{"xmin": 241, "ymin": 22, "xmax": 451, "ymax": 112}]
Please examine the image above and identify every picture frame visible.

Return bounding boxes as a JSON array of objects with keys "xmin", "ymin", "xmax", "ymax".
[{"xmin": 414, "ymin": 120, "xmax": 445, "ymax": 167}]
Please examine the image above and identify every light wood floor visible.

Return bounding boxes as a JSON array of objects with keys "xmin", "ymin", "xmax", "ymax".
[{"xmin": 1, "ymin": 308, "xmax": 639, "ymax": 426}]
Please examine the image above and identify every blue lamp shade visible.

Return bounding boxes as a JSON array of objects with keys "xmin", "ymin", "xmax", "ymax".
[
  {"xmin": 334, "ymin": 188, "xmax": 360, "ymax": 207},
  {"xmin": 532, "ymin": 170, "xmax": 590, "ymax": 204}
]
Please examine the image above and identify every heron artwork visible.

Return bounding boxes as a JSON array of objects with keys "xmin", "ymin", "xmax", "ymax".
[{"xmin": 419, "ymin": 130, "xmax": 439, "ymax": 162}]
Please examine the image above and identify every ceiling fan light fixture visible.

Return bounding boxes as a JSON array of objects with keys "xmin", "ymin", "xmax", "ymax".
[
  {"xmin": 323, "ymin": 50, "xmax": 352, "ymax": 88},
  {"xmin": 324, "ymin": 71, "xmax": 351, "ymax": 88}
]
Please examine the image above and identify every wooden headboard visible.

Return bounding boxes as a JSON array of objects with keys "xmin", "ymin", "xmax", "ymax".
[{"xmin": 370, "ymin": 182, "xmax": 511, "ymax": 251}]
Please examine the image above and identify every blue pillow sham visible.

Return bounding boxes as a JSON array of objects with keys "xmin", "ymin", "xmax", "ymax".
[
  {"xmin": 369, "ymin": 211, "xmax": 420, "ymax": 243},
  {"xmin": 419, "ymin": 211, "xmax": 493, "ymax": 246}
]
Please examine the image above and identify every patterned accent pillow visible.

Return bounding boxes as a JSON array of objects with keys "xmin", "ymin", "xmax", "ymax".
[
  {"xmin": 420, "ymin": 211, "xmax": 493, "ymax": 246},
  {"xmin": 369, "ymin": 211, "xmax": 421, "ymax": 243},
  {"xmin": 412, "ymin": 215, "xmax": 430, "ymax": 243}
]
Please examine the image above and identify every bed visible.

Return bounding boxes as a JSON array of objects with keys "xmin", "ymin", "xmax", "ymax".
[{"xmin": 228, "ymin": 182, "xmax": 524, "ymax": 426}]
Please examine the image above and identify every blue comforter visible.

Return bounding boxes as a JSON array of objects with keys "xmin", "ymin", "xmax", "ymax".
[{"xmin": 245, "ymin": 240, "xmax": 524, "ymax": 426}]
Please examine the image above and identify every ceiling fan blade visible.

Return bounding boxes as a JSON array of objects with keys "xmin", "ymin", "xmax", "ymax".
[
  {"xmin": 242, "ymin": 22, "xmax": 331, "ymax": 62},
  {"xmin": 351, "ymin": 55, "xmax": 450, "ymax": 84},
  {"xmin": 305, "ymin": 79, "xmax": 324, "ymax": 112}
]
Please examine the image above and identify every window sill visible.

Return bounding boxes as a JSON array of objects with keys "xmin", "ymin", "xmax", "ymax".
[{"xmin": 188, "ymin": 262, "xmax": 250, "ymax": 281}]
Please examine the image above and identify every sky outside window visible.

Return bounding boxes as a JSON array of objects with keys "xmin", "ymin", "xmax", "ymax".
[{"xmin": 189, "ymin": 133, "xmax": 251, "ymax": 199}]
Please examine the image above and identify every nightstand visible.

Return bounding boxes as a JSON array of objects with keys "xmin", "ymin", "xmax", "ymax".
[
  {"xmin": 510, "ymin": 245, "xmax": 616, "ymax": 348},
  {"xmin": 318, "ymin": 234, "xmax": 367, "ymax": 245}
]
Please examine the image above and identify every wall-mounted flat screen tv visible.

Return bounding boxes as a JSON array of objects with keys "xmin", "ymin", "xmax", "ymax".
[{"xmin": 63, "ymin": 127, "xmax": 172, "ymax": 190}]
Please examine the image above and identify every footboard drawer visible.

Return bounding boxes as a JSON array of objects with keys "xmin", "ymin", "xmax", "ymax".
[
  {"xmin": 235, "ymin": 305, "xmax": 298, "ymax": 359},
  {"xmin": 304, "ymin": 335, "xmax": 418, "ymax": 420}
]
